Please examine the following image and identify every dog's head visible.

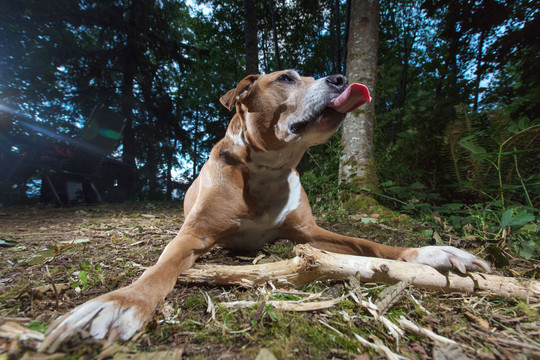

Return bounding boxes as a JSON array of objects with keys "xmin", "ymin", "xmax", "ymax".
[{"xmin": 220, "ymin": 70, "xmax": 370, "ymax": 153}]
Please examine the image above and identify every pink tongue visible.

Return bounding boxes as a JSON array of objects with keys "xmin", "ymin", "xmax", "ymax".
[{"xmin": 328, "ymin": 83, "xmax": 371, "ymax": 113}]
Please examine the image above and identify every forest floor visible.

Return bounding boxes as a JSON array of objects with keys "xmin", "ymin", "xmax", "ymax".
[{"xmin": 0, "ymin": 202, "xmax": 538, "ymax": 359}]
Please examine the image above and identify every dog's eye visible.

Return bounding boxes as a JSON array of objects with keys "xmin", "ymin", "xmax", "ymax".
[{"xmin": 277, "ymin": 74, "xmax": 295, "ymax": 83}]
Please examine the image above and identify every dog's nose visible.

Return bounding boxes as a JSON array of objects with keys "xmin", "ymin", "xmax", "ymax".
[{"xmin": 325, "ymin": 74, "xmax": 348, "ymax": 91}]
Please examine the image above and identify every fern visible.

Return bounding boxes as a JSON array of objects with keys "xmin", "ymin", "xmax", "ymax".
[
  {"xmin": 443, "ymin": 104, "xmax": 489, "ymax": 195},
  {"xmin": 444, "ymin": 105, "xmax": 540, "ymax": 206}
]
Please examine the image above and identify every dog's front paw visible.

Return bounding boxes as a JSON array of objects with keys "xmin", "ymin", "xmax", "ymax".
[
  {"xmin": 39, "ymin": 287, "xmax": 154, "ymax": 353},
  {"xmin": 404, "ymin": 246, "xmax": 491, "ymax": 273}
]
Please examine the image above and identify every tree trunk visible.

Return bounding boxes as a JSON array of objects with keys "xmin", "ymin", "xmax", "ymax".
[
  {"xmin": 330, "ymin": 0, "xmax": 337, "ymax": 73},
  {"xmin": 269, "ymin": 0, "xmax": 281, "ymax": 70},
  {"xmin": 339, "ymin": 0, "xmax": 379, "ymax": 198},
  {"xmin": 394, "ymin": 35, "xmax": 410, "ymax": 109},
  {"xmin": 344, "ymin": 0, "xmax": 352, "ymax": 71},
  {"xmin": 335, "ymin": 0, "xmax": 342, "ymax": 73},
  {"xmin": 119, "ymin": 43, "xmax": 137, "ymax": 195},
  {"xmin": 118, "ymin": 2, "xmax": 139, "ymax": 196},
  {"xmin": 166, "ymin": 138, "xmax": 176, "ymax": 201},
  {"xmin": 147, "ymin": 138, "xmax": 158, "ymax": 198},
  {"xmin": 192, "ymin": 110, "xmax": 199, "ymax": 180},
  {"xmin": 244, "ymin": 0, "xmax": 258, "ymax": 75}
]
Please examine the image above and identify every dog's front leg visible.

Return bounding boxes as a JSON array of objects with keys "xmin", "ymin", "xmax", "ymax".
[{"xmin": 39, "ymin": 232, "xmax": 214, "ymax": 353}]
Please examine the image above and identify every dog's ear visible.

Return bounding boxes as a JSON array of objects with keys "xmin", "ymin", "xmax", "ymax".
[{"xmin": 220, "ymin": 75, "xmax": 260, "ymax": 111}]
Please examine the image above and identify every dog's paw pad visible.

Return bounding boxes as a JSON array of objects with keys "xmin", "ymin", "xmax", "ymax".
[{"xmin": 410, "ymin": 246, "xmax": 491, "ymax": 273}]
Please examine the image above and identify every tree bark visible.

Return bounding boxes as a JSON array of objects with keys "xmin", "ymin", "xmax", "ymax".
[
  {"xmin": 119, "ymin": 41, "xmax": 137, "ymax": 195},
  {"xmin": 244, "ymin": 0, "xmax": 259, "ymax": 75},
  {"xmin": 335, "ymin": 0, "xmax": 342, "ymax": 73},
  {"xmin": 166, "ymin": 138, "xmax": 176, "ymax": 200},
  {"xmin": 339, "ymin": 0, "xmax": 379, "ymax": 193},
  {"xmin": 268, "ymin": 0, "xmax": 281, "ymax": 70},
  {"xmin": 178, "ymin": 245, "xmax": 539, "ymax": 302},
  {"xmin": 394, "ymin": 34, "xmax": 410, "ymax": 109},
  {"xmin": 118, "ymin": 2, "xmax": 140, "ymax": 195}
]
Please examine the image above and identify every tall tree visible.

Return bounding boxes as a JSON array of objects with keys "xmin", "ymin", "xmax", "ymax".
[
  {"xmin": 339, "ymin": 0, "xmax": 379, "ymax": 200},
  {"xmin": 244, "ymin": 0, "xmax": 258, "ymax": 74}
]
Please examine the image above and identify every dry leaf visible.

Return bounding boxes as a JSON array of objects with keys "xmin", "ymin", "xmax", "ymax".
[
  {"xmin": 32, "ymin": 283, "xmax": 70, "ymax": 295},
  {"xmin": 255, "ymin": 348, "xmax": 278, "ymax": 360},
  {"xmin": 375, "ymin": 280, "xmax": 409, "ymax": 315},
  {"xmin": 464, "ymin": 311, "xmax": 490, "ymax": 330},
  {"xmin": 433, "ymin": 343, "xmax": 472, "ymax": 360},
  {"xmin": 97, "ymin": 343, "xmax": 183, "ymax": 360},
  {"xmin": 433, "ymin": 231, "xmax": 443, "ymax": 245}
]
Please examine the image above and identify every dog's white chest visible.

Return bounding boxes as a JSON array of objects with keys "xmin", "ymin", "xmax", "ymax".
[{"xmin": 225, "ymin": 170, "xmax": 301, "ymax": 251}]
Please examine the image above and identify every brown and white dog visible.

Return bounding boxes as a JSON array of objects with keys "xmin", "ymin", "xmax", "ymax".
[{"xmin": 40, "ymin": 70, "xmax": 490, "ymax": 351}]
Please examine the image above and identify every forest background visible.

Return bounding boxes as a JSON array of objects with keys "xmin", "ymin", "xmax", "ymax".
[{"xmin": 1, "ymin": 0, "xmax": 538, "ymax": 256}]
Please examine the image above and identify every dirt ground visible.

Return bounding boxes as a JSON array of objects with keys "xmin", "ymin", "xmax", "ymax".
[{"xmin": 0, "ymin": 202, "xmax": 538, "ymax": 359}]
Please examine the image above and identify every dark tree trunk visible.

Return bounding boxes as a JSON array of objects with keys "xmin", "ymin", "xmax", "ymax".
[
  {"xmin": 343, "ymin": 0, "xmax": 352, "ymax": 71},
  {"xmin": 335, "ymin": 0, "xmax": 342, "ymax": 73},
  {"xmin": 330, "ymin": 0, "xmax": 337, "ymax": 73},
  {"xmin": 147, "ymin": 138, "xmax": 158, "ymax": 197},
  {"xmin": 269, "ymin": 0, "xmax": 281, "ymax": 70},
  {"xmin": 119, "ymin": 40, "xmax": 137, "ymax": 195},
  {"xmin": 192, "ymin": 110, "xmax": 199, "ymax": 180},
  {"xmin": 166, "ymin": 138, "xmax": 176, "ymax": 200},
  {"xmin": 244, "ymin": 0, "xmax": 258, "ymax": 75},
  {"xmin": 394, "ymin": 35, "xmax": 410, "ymax": 109}
]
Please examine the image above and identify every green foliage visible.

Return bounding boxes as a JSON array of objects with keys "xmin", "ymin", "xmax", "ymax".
[
  {"xmin": 299, "ymin": 133, "xmax": 348, "ymax": 221},
  {"xmin": 499, "ymin": 207, "xmax": 538, "ymax": 259},
  {"xmin": 71, "ymin": 262, "xmax": 104, "ymax": 292},
  {"xmin": 445, "ymin": 105, "xmax": 540, "ymax": 206},
  {"xmin": 26, "ymin": 321, "xmax": 49, "ymax": 334},
  {"xmin": 374, "ymin": 0, "xmax": 539, "ymax": 212}
]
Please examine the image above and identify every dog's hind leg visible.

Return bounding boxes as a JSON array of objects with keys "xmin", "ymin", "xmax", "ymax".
[{"xmin": 291, "ymin": 225, "xmax": 490, "ymax": 273}]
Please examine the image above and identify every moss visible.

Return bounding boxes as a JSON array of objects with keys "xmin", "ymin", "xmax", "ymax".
[
  {"xmin": 343, "ymin": 194, "xmax": 379, "ymax": 212},
  {"xmin": 340, "ymin": 157, "xmax": 380, "ymax": 212},
  {"xmin": 517, "ymin": 301, "xmax": 540, "ymax": 318},
  {"xmin": 266, "ymin": 312, "xmax": 359, "ymax": 358},
  {"xmin": 264, "ymin": 239, "xmax": 295, "ymax": 259},
  {"xmin": 341, "ymin": 157, "xmax": 378, "ymax": 191},
  {"xmin": 184, "ymin": 294, "xmax": 206, "ymax": 311}
]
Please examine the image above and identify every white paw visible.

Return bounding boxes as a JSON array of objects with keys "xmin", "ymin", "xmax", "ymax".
[
  {"xmin": 39, "ymin": 299, "xmax": 147, "ymax": 353},
  {"xmin": 410, "ymin": 246, "xmax": 491, "ymax": 273}
]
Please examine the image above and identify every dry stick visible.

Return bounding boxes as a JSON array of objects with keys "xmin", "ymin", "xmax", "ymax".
[
  {"xmin": 45, "ymin": 265, "xmax": 59, "ymax": 311},
  {"xmin": 178, "ymin": 244, "xmax": 539, "ymax": 303}
]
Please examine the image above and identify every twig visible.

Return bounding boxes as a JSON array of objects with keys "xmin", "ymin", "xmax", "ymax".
[
  {"xmin": 398, "ymin": 316, "xmax": 457, "ymax": 345},
  {"xmin": 45, "ymin": 265, "xmax": 59, "ymax": 311},
  {"xmin": 354, "ymin": 333, "xmax": 407, "ymax": 360}
]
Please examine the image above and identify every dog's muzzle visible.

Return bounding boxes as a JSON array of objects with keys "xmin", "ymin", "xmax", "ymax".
[{"xmin": 289, "ymin": 76, "xmax": 371, "ymax": 134}]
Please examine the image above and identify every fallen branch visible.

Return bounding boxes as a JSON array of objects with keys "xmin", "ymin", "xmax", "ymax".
[
  {"xmin": 178, "ymin": 244, "xmax": 539, "ymax": 302},
  {"xmin": 219, "ymin": 296, "xmax": 345, "ymax": 312}
]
